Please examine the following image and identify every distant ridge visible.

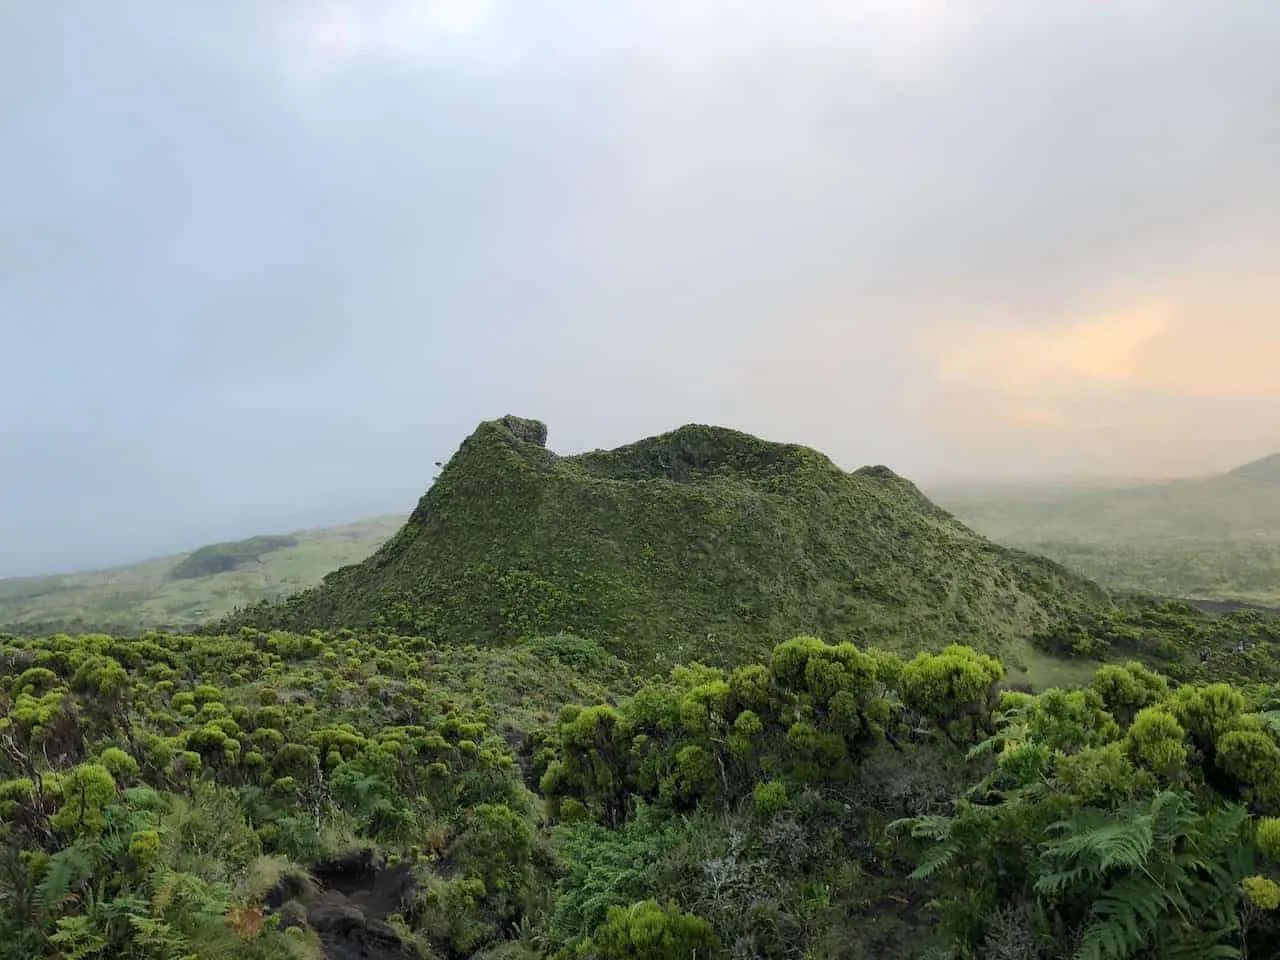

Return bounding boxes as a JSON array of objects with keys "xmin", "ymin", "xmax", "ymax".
[
  {"xmin": 937, "ymin": 450, "xmax": 1280, "ymax": 607},
  {"xmin": 226, "ymin": 415, "xmax": 1108, "ymax": 666},
  {"xmin": 1228, "ymin": 453, "xmax": 1280, "ymax": 485}
]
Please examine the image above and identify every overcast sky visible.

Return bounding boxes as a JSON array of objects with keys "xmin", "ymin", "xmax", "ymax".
[{"xmin": 3, "ymin": 1, "xmax": 1279, "ymax": 576}]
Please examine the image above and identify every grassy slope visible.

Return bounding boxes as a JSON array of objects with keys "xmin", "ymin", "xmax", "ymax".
[
  {"xmin": 0, "ymin": 515, "xmax": 404, "ymax": 634},
  {"xmin": 231, "ymin": 416, "xmax": 1108, "ymax": 671},
  {"xmin": 934, "ymin": 454, "xmax": 1280, "ymax": 605}
]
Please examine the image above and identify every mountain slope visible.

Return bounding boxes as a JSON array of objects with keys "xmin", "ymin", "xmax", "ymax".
[
  {"xmin": 0, "ymin": 515, "xmax": 404, "ymax": 634},
  {"xmin": 935, "ymin": 453, "xmax": 1280, "ymax": 605},
  {"xmin": 231, "ymin": 415, "xmax": 1108, "ymax": 666}
]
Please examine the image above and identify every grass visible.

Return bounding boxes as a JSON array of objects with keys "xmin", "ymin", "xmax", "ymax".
[
  {"xmin": 1004, "ymin": 646, "xmax": 1104, "ymax": 690},
  {"xmin": 0, "ymin": 515, "xmax": 404, "ymax": 634}
]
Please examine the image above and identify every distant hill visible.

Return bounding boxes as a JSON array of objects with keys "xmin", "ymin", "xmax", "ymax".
[
  {"xmin": 935, "ymin": 453, "xmax": 1280, "ymax": 606},
  {"xmin": 0, "ymin": 516, "xmax": 404, "ymax": 634},
  {"xmin": 1229, "ymin": 453, "xmax": 1280, "ymax": 485},
  {"xmin": 227, "ymin": 415, "xmax": 1108, "ymax": 668},
  {"xmin": 169, "ymin": 534, "xmax": 300, "ymax": 580}
]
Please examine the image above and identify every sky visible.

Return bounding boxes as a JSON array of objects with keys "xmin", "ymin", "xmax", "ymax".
[{"xmin": 2, "ymin": 1, "xmax": 1279, "ymax": 576}]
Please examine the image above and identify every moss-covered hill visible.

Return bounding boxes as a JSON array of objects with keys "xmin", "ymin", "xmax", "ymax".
[{"xmin": 227, "ymin": 416, "xmax": 1108, "ymax": 666}]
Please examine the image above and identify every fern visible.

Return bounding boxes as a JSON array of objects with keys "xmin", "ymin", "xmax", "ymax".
[
  {"xmin": 1035, "ymin": 791, "xmax": 1247, "ymax": 960},
  {"xmin": 148, "ymin": 869, "xmax": 231, "ymax": 923},
  {"xmin": 129, "ymin": 914, "xmax": 188, "ymax": 954},
  {"xmin": 909, "ymin": 837, "xmax": 965, "ymax": 882},
  {"xmin": 1254, "ymin": 711, "xmax": 1280, "ymax": 738},
  {"xmin": 47, "ymin": 915, "xmax": 108, "ymax": 960},
  {"xmin": 894, "ymin": 815, "xmax": 962, "ymax": 881},
  {"xmin": 35, "ymin": 842, "xmax": 96, "ymax": 912},
  {"xmin": 1036, "ymin": 813, "xmax": 1154, "ymax": 892},
  {"xmin": 895, "ymin": 813, "xmax": 957, "ymax": 842},
  {"xmin": 965, "ymin": 735, "xmax": 1002, "ymax": 761}
]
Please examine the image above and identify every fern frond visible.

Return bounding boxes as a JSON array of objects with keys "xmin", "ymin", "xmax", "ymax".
[
  {"xmin": 966, "ymin": 735, "xmax": 1001, "ymax": 761},
  {"xmin": 909, "ymin": 840, "xmax": 963, "ymax": 882},
  {"xmin": 1050, "ymin": 792, "xmax": 1249, "ymax": 960},
  {"xmin": 1160, "ymin": 937, "xmax": 1240, "ymax": 960},
  {"xmin": 1039, "ymin": 814, "xmax": 1154, "ymax": 881},
  {"xmin": 909, "ymin": 814, "xmax": 957, "ymax": 841},
  {"xmin": 35, "ymin": 843, "xmax": 96, "ymax": 912},
  {"xmin": 1075, "ymin": 918, "xmax": 1134, "ymax": 960},
  {"xmin": 1034, "ymin": 864, "xmax": 1089, "ymax": 897}
]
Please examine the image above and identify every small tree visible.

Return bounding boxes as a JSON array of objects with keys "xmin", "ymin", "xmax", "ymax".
[
  {"xmin": 542, "ymin": 705, "xmax": 633, "ymax": 826},
  {"xmin": 899, "ymin": 645, "xmax": 1004, "ymax": 744},
  {"xmin": 50, "ymin": 763, "xmax": 117, "ymax": 834}
]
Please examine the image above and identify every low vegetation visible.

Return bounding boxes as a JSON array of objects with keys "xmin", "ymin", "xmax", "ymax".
[{"xmin": 5, "ymin": 620, "xmax": 1280, "ymax": 959}]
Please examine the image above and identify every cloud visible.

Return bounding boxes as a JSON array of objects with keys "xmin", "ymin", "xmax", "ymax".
[
  {"xmin": 919, "ymin": 385, "xmax": 1280, "ymax": 481},
  {"xmin": 280, "ymin": 0, "xmax": 982, "ymax": 82},
  {"xmin": 921, "ymin": 303, "xmax": 1280, "ymax": 403},
  {"xmin": 563, "ymin": 0, "xmax": 985, "ymax": 83},
  {"xmin": 922, "ymin": 305, "xmax": 1172, "ymax": 397},
  {"xmin": 1139, "ymin": 315, "xmax": 1280, "ymax": 400},
  {"xmin": 911, "ymin": 301, "xmax": 1280, "ymax": 478},
  {"xmin": 287, "ymin": 0, "xmax": 497, "ymax": 68}
]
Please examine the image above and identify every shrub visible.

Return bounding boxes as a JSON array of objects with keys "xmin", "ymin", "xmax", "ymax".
[
  {"xmin": 50, "ymin": 763, "xmax": 117, "ymax": 833},
  {"xmin": 98, "ymin": 746, "xmax": 139, "ymax": 782},
  {"xmin": 579, "ymin": 900, "xmax": 719, "ymax": 960},
  {"xmin": 1126, "ymin": 708, "xmax": 1187, "ymax": 777},
  {"xmin": 1243, "ymin": 875, "xmax": 1280, "ymax": 911},
  {"xmin": 752, "ymin": 780, "xmax": 789, "ymax": 816},
  {"xmin": 1257, "ymin": 817, "xmax": 1280, "ymax": 860},
  {"xmin": 899, "ymin": 645, "xmax": 1003, "ymax": 740}
]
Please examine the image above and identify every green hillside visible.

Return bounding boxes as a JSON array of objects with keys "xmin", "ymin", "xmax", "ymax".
[
  {"xmin": 0, "ymin": 515, "xmax": 404, "ymax": 634},
  {"xmin": 229, "ymin": 415, "xmax": 1108, "ymax": 668},
  {"xmin": 935, "ymin": 454, "xmax": 1280, "ymax": 605}
]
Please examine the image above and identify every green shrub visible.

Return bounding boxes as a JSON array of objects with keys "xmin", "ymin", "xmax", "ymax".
[
  {"xmin": 1126, "ymin": 707, "xmax": 1187, "ymax": 777},
  {"xmin": 98, "ymin": 746, "xmax": 139, "ymax": 782},
  {"xmin": 579, "ymin": 900, "xmax": 719, "ymax": 960},
  {"xmin": 50, "ymin": 764, "xmax": 117, "ymax": 833},
  {"xmin": 752, "ymin": 780, "xmax": 789, "ymax": 816}
]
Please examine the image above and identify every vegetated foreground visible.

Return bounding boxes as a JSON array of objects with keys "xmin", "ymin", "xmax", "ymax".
[
  {"xmin": 5, "ymin": 604, "xmax": 1280, "ymax": 959},
  {"xmin": 937, "ymin": 453, "xmax": 1280, "ymax": 607},
  {"xmin": 225, "ymin": 416, "xmax": 1106, "ymax": 671},
  {"xmin": 0, "ymin": 516, "xmax": 404, "ymax": 636}
]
